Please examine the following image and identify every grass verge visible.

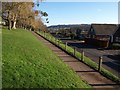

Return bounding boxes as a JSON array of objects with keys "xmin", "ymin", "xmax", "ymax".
[{"xmin": 109, "ymin": 43, "xmax": 120, "ymax": 49}]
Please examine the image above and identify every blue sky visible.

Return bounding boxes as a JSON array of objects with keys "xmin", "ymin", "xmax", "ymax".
[{"xmin": 34, "ymin": 2, "xmax": 118, "ymax": 26}]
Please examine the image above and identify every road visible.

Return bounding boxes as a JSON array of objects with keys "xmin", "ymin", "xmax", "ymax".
[{"xmin": 56, "ymin": 37, "xmax": 120, "ymax": 77}]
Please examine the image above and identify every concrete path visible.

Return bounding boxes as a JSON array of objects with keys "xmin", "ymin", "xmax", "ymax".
[{"xmin": 32, "ymin": 32, "xmax": 120, "ymax": 89}]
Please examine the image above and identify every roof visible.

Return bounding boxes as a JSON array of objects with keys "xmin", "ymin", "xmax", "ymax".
[
  {"xmin": 91, "ymin": 24, "xmax": 118, "ymax": 35},
  {"xmin": 76, "ymin": 25, "xmax": 91, "ymax": 34},
  {"xmin": 76, "ymin": 24, "xmax": 91, "ymax": 31}
]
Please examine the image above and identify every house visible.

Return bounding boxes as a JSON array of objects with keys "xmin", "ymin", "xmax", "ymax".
[
  {"xmin": 75, "ymin": 24, "xmax": 91, "ymax": 39},
  {"xmin": 87, "ymin": 24, "xmax": 118, "ymax": 42},
  {"xmin": 113, "ymin": 25, "xmax": 120, "ymax": 43},
  {"xmin": 86, "ymin": 24, "xmax": 118, "ymax": 48}
]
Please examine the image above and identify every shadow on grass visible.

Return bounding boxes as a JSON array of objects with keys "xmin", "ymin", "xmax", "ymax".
[
  {"xmin": 64, "ymin": 60, "xmax": 80, "ymax": 62},
  {"xmin": 90, "ymin": 83, "xmax": 120, "ymax": 87},
  {"xmin": 76, "ymin": 70, "xmax": 96, "ymax": 73}
]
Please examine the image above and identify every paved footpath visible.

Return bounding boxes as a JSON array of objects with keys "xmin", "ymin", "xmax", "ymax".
[{"xmin": 32, "ymin": 32, "xmax": 120, "ymax": 89}]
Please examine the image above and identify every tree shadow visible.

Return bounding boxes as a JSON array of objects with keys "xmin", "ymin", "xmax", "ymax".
[
  {"xmin": 64, "ymin": 60, "xmax": 80, "ymax": 62},
  {"xmin": 59, "ymin": 38, "xmax": 72, "ymax": 40},
  {"xmin": 67, "ymin": 42, "xmax": 99, "ymax": 49},
  {"xmin": 90, "ymin": 83, "xmax": 120, "ymax": 87},
  {"xmin": 105, "ymin": 55, "xmax": 120, "ymax": 61},
  {"xmin": 76, "ymin": 70, "xmax": 96, "ymax": 73},
  {"xmin": 102, "ymin": 61, "xmax": 120, "ymax": 73}
]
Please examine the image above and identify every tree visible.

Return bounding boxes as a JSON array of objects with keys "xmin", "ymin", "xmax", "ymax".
[
  {"xmin": 2, "ymin": 2, "xmax": 35, "ymax": 30},
  {"xmin": 41, "ymin": 11, "xmax": 48, "ymax": 17},
  {"xmin": 2, "ymin": 2, "xmax": 48, "ymax": 32},
  {"xmin": 2, "ymin": 2, "xmax": 34, "ymax": 30}
]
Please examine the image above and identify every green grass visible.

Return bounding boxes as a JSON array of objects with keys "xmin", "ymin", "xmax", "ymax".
[
  {"xmin": 2, "ymin": 27, "xmax": 91, "ymax": 88},
  {"xmin": 38, "ymin": 31, "xmax": 120, "ymax": 84},
  {"xmin": 109, "ymin": 43, "xmax": 120, "ymax": 49},
  {"xmin": 113, "ymin": 43, "xmax": 120, "ymax": 46}
]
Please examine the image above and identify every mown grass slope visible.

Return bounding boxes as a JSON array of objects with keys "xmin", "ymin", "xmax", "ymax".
[{"xmin": 2, "ymin": 28, "xmax": 91, "ymax": 88}]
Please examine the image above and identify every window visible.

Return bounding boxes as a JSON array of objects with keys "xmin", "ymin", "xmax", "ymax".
[{"xmin": 115, "ymin": 37, "xmax": 120, "ymax": 42}]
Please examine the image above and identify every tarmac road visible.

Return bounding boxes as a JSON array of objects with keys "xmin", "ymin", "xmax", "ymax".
[{"xmin": 59, "ymin": 38, "xmax": 120, "ymax": 77}]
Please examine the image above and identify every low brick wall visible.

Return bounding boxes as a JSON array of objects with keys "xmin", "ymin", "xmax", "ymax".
[{"xmin": 85, "ymin": 38, "xmax": 109, "ymax": 48}]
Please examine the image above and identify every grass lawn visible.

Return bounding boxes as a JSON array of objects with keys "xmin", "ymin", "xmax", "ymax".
[
  {"xmin": 109, "ymin": 43, "xmax": 120, "ymax": 49},
  {"xmin": 2, "ymin": 27, "xmax": 91, "ymax": 88}
]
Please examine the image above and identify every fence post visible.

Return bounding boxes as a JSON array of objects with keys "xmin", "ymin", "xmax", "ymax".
[
  {"xmin": 45, "ymin": 32, "xmax": 46, "ymax": 38},
  {"xmin": 58, "ymin": 39, "xmax": 60, "ymax": 46},
  {"xmin": 51, "ymin": 36, "xmax": 53, "ymax": 41},
  {"xmin": 98, "ymin": 56, "xmax": 102, "ymax": 72},
  {"xmin": 49, "ymin": 36, "xmax": 51, "ymax": 41},
  {"xmin": 50, "ymin": 36, "xmax": 51, "ymax": 41},
  {"xmin": 55, "ymin": 38, "xmax": 56, "ymax": 43},
  {"xmin": 44, "ymin": 31, "xmax": 45, "ymax": 37},
  {"xmin": 74, "ymin": 47, "xmax": 76, "ymax": 56},
  {"xmin": 55, "ymin": 38, "xmax": 57, "ymax": 44},
  {"xmin": 54, "ymin": 38, "xmax": 56, "ymax": 43},
  {"xmin": 81, "ymin": 50, "xmax": 84, "ymax": 61},
  {"xmin": 56, "ymin": 39, "xmax": 58, "ymax": 45},
  {"xmin": 65, "ymin": 42, "xmax": 67, "ymax": 51}
]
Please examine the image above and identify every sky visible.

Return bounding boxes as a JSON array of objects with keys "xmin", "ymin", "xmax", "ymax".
[{"xmin": 34, "ymin": 2, "xmax": 118, "ymax": 26}]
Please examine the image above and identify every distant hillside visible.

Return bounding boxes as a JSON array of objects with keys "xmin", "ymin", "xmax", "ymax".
[
  {"xmin": 48, "ymin": 24, "xmax": 91, "ymax": 31},
  {"xmin": 48, "ymin": 24, "xmax": 90, "ymax": 30}
]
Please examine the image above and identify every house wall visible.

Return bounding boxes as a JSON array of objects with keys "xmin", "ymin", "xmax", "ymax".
[
  {"xmin": 113, "ymin": 28, "xmax": 120, "ymax": 43},
  {"xmin": 95, "ymin": 35, "xmax": 110, "ymax": 41},
  {"xmin": 88, "ymin": 28, "xmax": 95, "ymax": 38},
  {"xmin": 114, "ymin": 37, "xmax": 120, "ymax": 43},
  {"xmin": 85, "ymin": 38, "xmax": 109, "ymax": 48}
]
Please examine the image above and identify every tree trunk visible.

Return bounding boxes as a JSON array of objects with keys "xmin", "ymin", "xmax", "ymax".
[
  {"xmin": 8, "ymin": 19, "xmax": 11, "ymax": 30},
  {"xmin": 12, "ymin": 20, "xmax": 17, "ymax": 29},
  {"xmin": 8, "ymin": 11, "xmax": 12, "ymax": 30},
  {"xmin": 29, "ymin": 28, "xmax": 31, "ymax": 31}
]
